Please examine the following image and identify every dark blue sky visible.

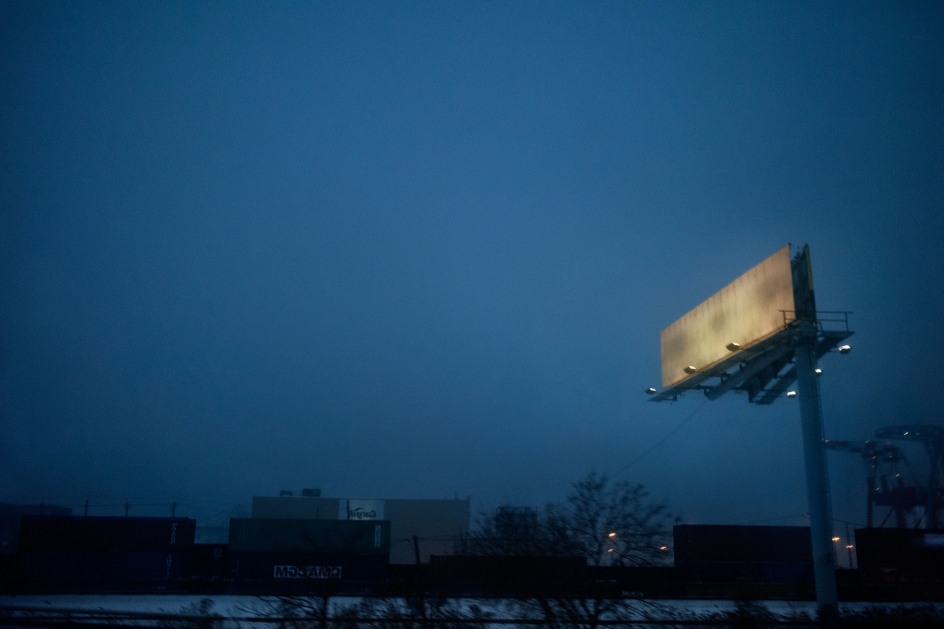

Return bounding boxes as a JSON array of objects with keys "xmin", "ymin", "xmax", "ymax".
[{"xmin": 2, "ymin": 1, "xmax": 943, "ymax": 532}]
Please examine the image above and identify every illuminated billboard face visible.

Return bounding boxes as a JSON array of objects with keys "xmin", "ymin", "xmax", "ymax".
[{"xmin": 660, "ymin": 245, "xmax": 795, "ymax": 388}]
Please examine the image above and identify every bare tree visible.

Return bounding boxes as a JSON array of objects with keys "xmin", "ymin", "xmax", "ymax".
[
  {"xmin": 545, "ymin": 471, "xmax": 676, "ymax": 567},
  {"xmin": 472, "ymin": 505, "xmax": 545, "ymax": 557},
  {"xmin": 473, "ymin": 471, "xmax": 678, "ymax": 628},
  {"xmin": 476, "ymin": 471, "xmax": 676, "ymax": 566}
]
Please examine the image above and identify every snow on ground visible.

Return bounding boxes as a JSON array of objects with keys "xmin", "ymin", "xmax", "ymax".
[{"xmin": 1, "ymin": 594, "xmax": 942, "ymax": 626}]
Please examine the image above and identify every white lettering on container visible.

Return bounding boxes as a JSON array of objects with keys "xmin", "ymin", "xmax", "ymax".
[{"xmin": 273, "ymin": 565, "xmax": 343, "ymax": 579}]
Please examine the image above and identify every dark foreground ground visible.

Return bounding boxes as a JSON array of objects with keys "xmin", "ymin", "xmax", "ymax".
[{"xmin": 2, "ymin": 594, "xmax": 944, "ymax": 627}]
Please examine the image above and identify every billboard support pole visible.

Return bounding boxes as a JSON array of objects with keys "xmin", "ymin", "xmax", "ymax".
[
  {"xmin": 795, "ymin": 324, "xmax": 838, "ymax": 618},
  {"xmin": 792, "ymin": 244, "xmax": 838, "ymax": 619}
]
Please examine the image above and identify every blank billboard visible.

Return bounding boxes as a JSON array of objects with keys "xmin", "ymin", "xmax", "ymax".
[{"xmin": 661, "ymin": 245, "xmax": 795, "ymax": 388}]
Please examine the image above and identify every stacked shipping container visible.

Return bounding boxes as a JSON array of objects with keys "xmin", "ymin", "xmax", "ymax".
[
  {"xmin": 16, "ymin": 516, "xmax": 196, "ymax": 591},
  {"xmin": 226, "ymin": 518, "xmax": 391, "ymax": 592}
]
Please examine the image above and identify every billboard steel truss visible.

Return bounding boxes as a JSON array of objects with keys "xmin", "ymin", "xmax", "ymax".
[{"xmin": 649, "ymin": 311, "xmax": 852, "ymax": 404}]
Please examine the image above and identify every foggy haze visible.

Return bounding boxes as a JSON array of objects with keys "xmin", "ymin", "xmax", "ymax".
[{"xmin": 2, "ymin": 2, "xmax": 943, "ymax": 534}]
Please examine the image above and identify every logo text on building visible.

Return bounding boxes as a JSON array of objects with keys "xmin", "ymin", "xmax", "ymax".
[{"xmin": 348, "ymin": 507, "xmax": 377, "ymax": 520}]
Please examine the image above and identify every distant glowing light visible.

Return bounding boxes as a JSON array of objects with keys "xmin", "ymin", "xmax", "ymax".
[
  {"xmin": 658, "ymin": 545, "xmax": 668, "ymax": 551},
  {"xmin": 837, "ymin": 344, "xmax": 852, "ymax": 354},
  {"xmin": 832, "ymin": 536, "xmax": 841, "ymax": 542},
  {"xmin": 608, "ymin": 532, "xmax": 617, "ymax": 538},
  {"xmin": 814, "ymin": 367, "xmax": 823, "ymax": 375},
  {"xmin": 786, "ymin": 390, "xmax": 798, "ymax": 398}
]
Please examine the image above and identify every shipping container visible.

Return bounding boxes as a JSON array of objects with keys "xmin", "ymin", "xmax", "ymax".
[
  {"xmin": 15, "ymin": 550, "xmax": 192, "ymax": 591},
  {"xmin": 427, "ymin": 555, "xmax": 587, "ymax": 596},
  {"xmin": 855, "ymin": 528, "xmax": 944, "ymax": 582},
  {"xmin": 675, "ymin": 559, "xmax": 813, "ymax": 583},
  {"xmin": 673, "ymin": 525, "xmax": 813, "ymax": 589},
  {"xmin": 186, "ymin": 543, "xmax": 228, "ymax": 589},
  {"xmin": 674, "ymin": 524, "xmax": 812, "ymax": 564},
  {"xmin": 227, "ymin": 551, "xmax": 387, "ymax": 593},
  {"xmin": 16, "ymin": 516, "xmax": 196, "ymax": 553},
  {"xmin": 0, "ymin": 503, "xmax": 71, "ymax": 555},
  {"xmin": 228, "ymin": 518, "xmax": 390, "ymax": 555}
]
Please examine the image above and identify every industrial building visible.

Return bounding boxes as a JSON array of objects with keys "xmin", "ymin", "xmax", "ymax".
[{"xmin": 250, "ymin": 489, "xmax": 470, "ymax": 564}]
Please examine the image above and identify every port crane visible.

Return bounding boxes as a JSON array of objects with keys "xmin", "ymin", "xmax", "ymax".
[
  {"xmin": 874, "ymin": 425, "xmax": 944, "ymax": 528},
  {"xmin": 825, "ymin": 424, "xmax": 944, "ymax": 528}
]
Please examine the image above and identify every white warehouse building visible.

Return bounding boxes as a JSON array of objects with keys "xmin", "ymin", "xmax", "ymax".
[{"xmin": 251, "ymin": 489, "xmax": 470, "ymax": 564}]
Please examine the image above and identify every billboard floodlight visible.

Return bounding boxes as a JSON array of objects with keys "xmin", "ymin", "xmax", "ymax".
[
  {"xmin": 837, "ymin": 344, "xmax": 852, "ymax": 354},
  {"xmin": 726, "ymin": 342, "xmax": 742, "ymax": 352},
  {"xmin": 786, "ymin": 390, "xmax": 798, "ymax": 398},
  {"xmin": 683, "ymin": 365, "xmax": 698, "ymax": 374},
  {"xmin": 645, "ymin": 387, "xmax": 658, "ymax": 395}
]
